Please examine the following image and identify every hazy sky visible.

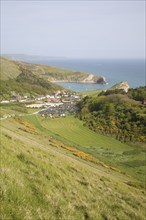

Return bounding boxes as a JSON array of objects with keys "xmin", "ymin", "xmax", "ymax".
[{"xmin": 1, "ymin": 0, "xmax": 145, "ymax": 59}]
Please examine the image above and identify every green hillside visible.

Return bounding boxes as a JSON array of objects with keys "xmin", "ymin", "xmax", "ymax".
[
  {"xmin": 28, "ymin": 115, "xmax": 145, "ymax": 183},
  {"xmin": 1, "ymin": 115, "xmax": 146, "ymax": 220},
  {"xmin": 77, "ymin": 88, "xmax": 146, "ymax": 143},
  {"xmin": 0, "ymin": 75, "xmax": 62, "ymax": 99},
  {"xmin": 0, "ymin": 57, "xmax": 21, "ymax": 80},
  {"xmin": 0, "ymin": 57, "xmax": 73, "ymax": 80},
  {"xmin": 0, "ymin": 57, "xmax": 105, "ymax": 98},
  {"xmin": 0, "ymin": 58, "xmax": 64, "ymax": 99},
  {"xmin": 0, "ymin": 57, "xmax": 103, "ymax": 82}
]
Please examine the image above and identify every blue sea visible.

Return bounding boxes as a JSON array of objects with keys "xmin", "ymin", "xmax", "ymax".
[{"xmin": 31, "ymin": 59, "xmax": 145, "ymax": 92}]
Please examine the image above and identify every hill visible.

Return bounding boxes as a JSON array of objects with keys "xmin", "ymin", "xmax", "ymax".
[
  {"xmin": 0, "ymin": 72, "xmax": 62, "ymax": 99},
  {"xmin": 77, "ymin": 87, "xmax": 146, "ymax": 144},
  {"xmin": 1, "ymin": 114, "xmax": 146, "ymax": 220},
  {"xmin": 110, "ymin": 81, "xmax": 130, "ymax": 93},
  {"xmin": 1, "ymin": 53, "xmax": 66, "ymax": 61},
  {"xmin": 0, "ymin": 57, "xmax": 106, "ymax": 99},
  {"xmin": 0, "ymin": 57, "xmax": 106, "ymax": 83},
  {"xmin": 34, "ymin": 115, "xmax": 145, "ymax": 182},
  {"xmin": 0, "ymin": 57, "xmax": 63, "ymax": 99}
]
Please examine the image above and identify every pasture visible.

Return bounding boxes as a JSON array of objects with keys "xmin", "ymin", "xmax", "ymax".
[
  {"xmin": 1, "ymin": 115, "xmax": 146, "ymax": 220},
  {"xmin": 35, "ymin": 115, "xmax": 146, "ymax": 182}
]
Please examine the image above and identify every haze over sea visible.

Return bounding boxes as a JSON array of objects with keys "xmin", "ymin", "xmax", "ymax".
[{"xmin": 32, "ymin": 59, "xmax": 145, "ymax": 92}]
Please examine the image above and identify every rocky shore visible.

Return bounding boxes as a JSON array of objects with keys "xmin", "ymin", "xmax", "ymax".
[{"xmin": 49, "ymin": 74, "xmax": 106, "ymax": 84}]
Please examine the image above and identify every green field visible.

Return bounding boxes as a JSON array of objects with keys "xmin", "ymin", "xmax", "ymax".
[
  {"xmin": 24, "ymin": 115, "xmax": 146, "ymax": 183},
  {"xmin": 0, "ymin": 57, "xmax": 99, "ymax": 83},
  {"xmin": 1, "ymin": 113, "xmax": 146, "ymax": 220},
  {"xmin": 79, "ymin": 89, "xmax": 102, "ymax": 97}
]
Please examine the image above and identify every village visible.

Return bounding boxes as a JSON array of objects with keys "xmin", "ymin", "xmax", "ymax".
[{"xmin": 0, "ymin": 90, "xmax": 81, "ymax": 118}]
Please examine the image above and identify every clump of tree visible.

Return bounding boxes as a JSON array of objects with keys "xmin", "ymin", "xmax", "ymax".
[
  {"xmin": 99, "ymin": 86, "xmax": 146, "ymax": 103},
  {"xmin": 77, "ymin": 87, "xmax": 146, "ymax": 143},
  {"xmin": 127, "ymin": 86, "xmax": 146, "ymax": 102}
]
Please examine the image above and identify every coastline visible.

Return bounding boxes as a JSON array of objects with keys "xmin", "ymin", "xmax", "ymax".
[
  {"xmin": 49, "ymin": 75, "xmax": 107, "ymax": 85},
  {"xmin": 50, "ymin": 80, "xmax": 107, "ymax": 84}
]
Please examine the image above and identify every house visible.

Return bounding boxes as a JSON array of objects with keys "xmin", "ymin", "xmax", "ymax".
[
  {"xmin": 35, "ymin": 96, "xmax": 46, "ymax": 101},
  {"xmin": 12, "ymin": 94, "xmax": 21, "ymax": 101},
  {"xmin": 19, "ymin": 99, "xmax": 27, "ymax": 103},
  {"xmin": 10, "ymin": 99, "xmax": 17, "ymax": 102},
  {"xmin": 60, "ymin": 113, "xmax": 66, "ymax": 117},
  {"xmin": 0, "ymin": 100, "xmax": 10, "ymax": 103}
]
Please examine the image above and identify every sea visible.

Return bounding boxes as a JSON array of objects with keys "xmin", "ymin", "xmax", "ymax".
[{"xmin": 30, "ymin": 59, "xmax": 145, "ymax": 92}]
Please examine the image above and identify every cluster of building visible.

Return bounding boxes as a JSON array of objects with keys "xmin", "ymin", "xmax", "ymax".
[
  {"xmin": 0, "ymin": 93, "xmax": 31, "ymax": 103},
  {"xmin": 0, "ymin": 90, "xmax": 81, "ymax": 118},
  {"xmin": 0, "ymin": 90, "xmax": 80, "ymax": 104},
  {"xmin": 32, "ymin": 90, "xmax": 80, "ymax": 117}
]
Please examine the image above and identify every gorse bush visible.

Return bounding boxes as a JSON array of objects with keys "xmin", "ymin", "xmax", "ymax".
[
  {"xmin": 77, "ymin": 87, "xmax": 146, "ymax": 143},
  {"xmin": 16, "ymin": 117, "xmax": 37, "ymax": 134},
  {"xmin": 49, "ymin": 139, "xmax": 126, "ymax": 174}
]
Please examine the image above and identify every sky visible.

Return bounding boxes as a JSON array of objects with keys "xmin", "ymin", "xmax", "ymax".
[{"xmin": 1, "ymin": 0, "xmax": 145, "ymax": 59}]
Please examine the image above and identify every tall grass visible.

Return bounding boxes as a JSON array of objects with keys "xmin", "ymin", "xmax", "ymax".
[
  {"xmin": 1, "ymin": 117, "xmax": 146, "ymax": 220},
  {"xmin": 36, "ymin": 115, "xmax": 146, "ymax": 182}
]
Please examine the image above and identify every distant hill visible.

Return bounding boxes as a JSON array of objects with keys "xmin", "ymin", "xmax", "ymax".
[
  {"xmin": 1, "ymin": 54, "xmax": 66, "ymax": 61},
  {"xmin": 0, "ymin": 57, "xmax": 21, "ymax": 80},
  {"xmin": 0, "ymin": 57, "xmax": 106, "ymax": 98},
  {"xmin": 0, "ymin": 57, "xmax": 106, "ymax": 83},
  {"xmin": 0, "ymin": 57, "xmax": 63, "ymax": 98}
]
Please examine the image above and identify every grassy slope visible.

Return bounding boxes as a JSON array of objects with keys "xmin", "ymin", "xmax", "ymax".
[
  {"xmin": 0, "ymin": 58, "xmax": 21, "ymax": 80},
  {"xmin": 0, "ymin": 103, "xmax": 28, "ymax": 117},
  {"xmin": 0, "ymin": 58, "xmax": 63, "ymax": 98},
  {"xmin": 0, "ymin": 57, "xmax": 101, "ymax": 98},
  {"xmin": 32, "ymin": 116, "xmax": 145, "ymax": 183},
  {"xmin": 0, "ymin": 57, "xmax": 90, "ymax": 82},
  {"xmin": 1, "ymin": 116, "xmax": 146, "ymax": 220}
]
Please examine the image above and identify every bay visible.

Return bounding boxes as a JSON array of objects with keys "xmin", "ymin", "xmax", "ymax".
[{"xmin": 30, "ymin": 59, "xmax": 145, "ymax": 92}]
